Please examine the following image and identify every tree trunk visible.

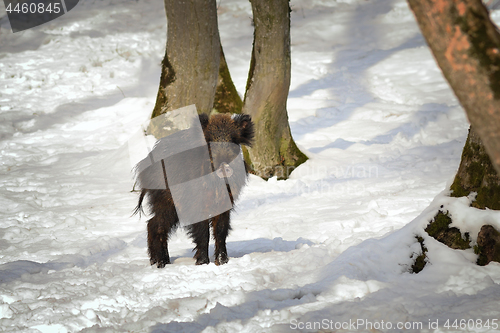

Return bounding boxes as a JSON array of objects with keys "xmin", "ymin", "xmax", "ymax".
[
  {"xmin": 450, "ymin": 126, "xmax": 500, "ymax": 209},
  {"xmin": 213, "ymin": 45, "xmax": 243, "ymax": 114},
  {"xmin": 420, "ymin": 128, "xmax": 500, "ymax": 267},
  {"xmin": 408, "ymin": 0, "xmax": 500, "ymax": 267},
  {"xmin": 242, "ymin": 0, "xmax": 308, "ymax": 180},
  {"xmin": 407, "ymin": 0, "xmax": 500, "ymax": 176},
  {"xmin": 151, "ymin": 0, "xmax": 220, "ymax": 122}
]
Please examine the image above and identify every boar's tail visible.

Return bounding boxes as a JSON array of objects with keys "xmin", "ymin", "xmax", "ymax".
[{"xmin": 133, "ymin": 189, "xmax": 147, "ymax": 217}]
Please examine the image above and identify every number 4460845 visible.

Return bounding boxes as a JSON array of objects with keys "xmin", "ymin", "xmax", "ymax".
[
  {"xmin": 444, "ymin": 319, "xmax": 498, "ymax": 330},
  {"xmin": 6, "ymin": 2, "xmax": 62, "ymax": 14}
]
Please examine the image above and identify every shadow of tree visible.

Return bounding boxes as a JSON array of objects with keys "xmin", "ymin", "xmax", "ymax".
[
  {"xmin": 289, "ymin": 0, "xmax": 425, "ymax": 141},
  {"xmin": 0, "ymin": 237, "xmax": 127, "ymax": 284},
  {"xmin": 308, "ymin": 103, "xmax": 455, "ymax": 154},
  {"xmin": 159, "ymin": 236, "xmax": 316, "ymax": 266}
]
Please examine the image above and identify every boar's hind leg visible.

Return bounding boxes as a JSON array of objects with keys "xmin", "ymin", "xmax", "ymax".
[
  {"xmin": 213, "ymin": 211, "xmax": 231, "ymax": 266},
  {"xmin": 147, "ymin": 215, "xmax": 172, "ymax": 268},
  {"xmin": 188, "ymin": 220, "xmax": 210, "ymax": 265}
]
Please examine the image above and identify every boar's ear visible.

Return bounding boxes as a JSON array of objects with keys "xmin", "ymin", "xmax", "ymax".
[
  {"xmin": 232, "ymin": 114, "xmax": 254, "ymax": 146},
  {"xmin": 198, "ymin": 113, "xmax": 209, "ymax": 130}
]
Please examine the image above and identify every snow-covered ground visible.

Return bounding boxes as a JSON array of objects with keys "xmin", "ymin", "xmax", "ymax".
[{"xmin": 1, "ymin": 0, "xmax": 500, "ymax": 332}]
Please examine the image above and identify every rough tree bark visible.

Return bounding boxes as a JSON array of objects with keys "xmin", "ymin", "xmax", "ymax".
[
  {"xmin": 450, "ymin": 126, "xmax": 500, "ymax": 210},
  {"xmin": 407, "ymin": 0, "xmax": 500, "ymax": 176},
  {"xmin": 151, "ymin": 0, "xmax": 220, "ymax": 122},
  {"xmin": 213, "ymin": 45, "xmax": 243, "ymax": 114},
  {"xmin": 242, "ymin": 0, "xmax": 308, "ymax": 180}
]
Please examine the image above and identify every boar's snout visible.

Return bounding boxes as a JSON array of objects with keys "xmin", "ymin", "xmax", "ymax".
[{"xmin": 215, "ymin": 162, "xmax": 233, "ymax": 179}]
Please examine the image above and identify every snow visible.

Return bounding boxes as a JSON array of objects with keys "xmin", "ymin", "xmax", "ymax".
[{"xmin": 1, "ymin": 0, "xmax": 500, "ymax": 332}]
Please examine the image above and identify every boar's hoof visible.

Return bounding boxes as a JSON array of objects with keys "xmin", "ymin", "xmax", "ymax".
[
  {"xmin": 215, "ymin": 254, "xmax": 229, "ymax": 266},
  {"xmin": 152, "ymin": 258, "xmax": 171, "ymax": 268},
  {"xmin": 195, "ymin": 257, "xmax": 210, "ymax": 265}
]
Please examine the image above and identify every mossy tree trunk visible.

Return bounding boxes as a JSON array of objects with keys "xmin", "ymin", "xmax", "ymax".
[
  {"xmin": 213, "ymin": 45, "xmax": 243, "ymax": 114},
  {"xmin": 422, "ymin": 127, "xmax": 500, "ymax": 267},
  {"xmin": 450, "ymin": 127, "xmax": 500, "ymax": 209},
  {"xmin": 242, "ymin": 0, "xmax": 308, "ymax": 180},
  {"xmin": 407, "ymin": 0, "xmax": 500, "ymax": 176},
  {"xmin": 151, "ymin": 0, "xmax": 220, "ymax": 121}
]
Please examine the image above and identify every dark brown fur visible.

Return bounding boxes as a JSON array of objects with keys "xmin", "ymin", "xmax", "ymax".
[{"xmin": 135, "ymin": 113, "xmax": 254, "ymax": 267}]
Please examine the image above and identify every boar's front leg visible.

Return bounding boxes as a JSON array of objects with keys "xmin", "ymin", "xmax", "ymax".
[
  {"xmin": 212, "ymin": 211, "xmax": 231, "ymax": 266},
  {"xmin": 188, "ymin": 220, "xmax": 210, "ymax": 265}
]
